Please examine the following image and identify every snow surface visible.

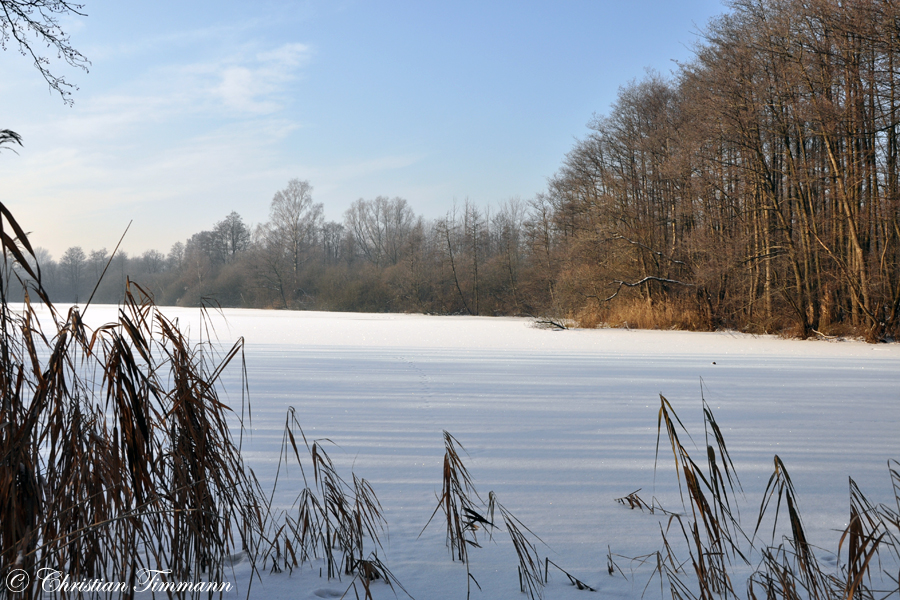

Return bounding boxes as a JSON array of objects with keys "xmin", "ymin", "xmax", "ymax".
[{"xmin": 45, "ymin": 307, "xmax": 900, "ymax": 599}]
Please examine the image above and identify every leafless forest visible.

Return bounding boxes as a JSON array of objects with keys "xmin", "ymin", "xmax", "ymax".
[{"xmin": 25, "ymin": 0, "xmax": 900, "ymax": 341}]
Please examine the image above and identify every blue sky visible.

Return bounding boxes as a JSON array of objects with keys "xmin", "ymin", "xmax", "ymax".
[{"xmin": 0, "ymin": 0, "xmax": 725, "ymax": 259}]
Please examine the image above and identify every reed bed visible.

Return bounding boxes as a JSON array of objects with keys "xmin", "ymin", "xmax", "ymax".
[
  {"xmin": 0, "ymin": 206, "xmax": 263, "ymax": 599},
  {"xmin": 0, "ymin": 205, "xmax": 398, "ymax": 599}
]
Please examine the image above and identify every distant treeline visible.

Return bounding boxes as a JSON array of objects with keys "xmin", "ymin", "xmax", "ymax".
[
  {"xmin": 21, "ymin": 186, "xmax": 552, "ymax": 318},
  {"xmin": 16, "ymin": 0, "xmax": 900, "ymax": 340}
]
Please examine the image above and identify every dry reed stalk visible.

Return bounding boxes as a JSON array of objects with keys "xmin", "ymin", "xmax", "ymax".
[
  {"xmin": 615, "ymin": 489, "xmax": 654, "ymax": 511},
  {"xmin": 545, "ymin": 558, "xmax": 596, "ymax": 593},
  {"xmin": 262, "ymin": 423, "xmax": 388, "ymax": 587},
  {"xmin": 656, "ymin": 395, "xmax": 747, "ymax": 593},
  {"xmin": 419, "ymin": 431, "xmax": 491, "ymax": 599},
  {"xmin": 638, "ymin": 394, "xmax": 900, "ymax": 600},
  {"xmin": 838, "ymin": 478, "xmax": 887, "ymax": 600},
  {"xmin": 421, "ymin": 431, "xmax": 487, "ymax": 564},
  {"xmin": 421, "ymin": 432, "xmax": 597, "ymax": 599},
  {"xmin": 491, "ymin": 495, "xmax": 546, "ymax": 600},
  {"xmin": 339, "ymin": 553, "xmax": 412, "ymax": 600},
  {"xmin": 753, "ymin": 455, "xmax": 828, "ymax": 599}
]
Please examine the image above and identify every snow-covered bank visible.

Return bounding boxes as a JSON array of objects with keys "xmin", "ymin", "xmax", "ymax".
[{"xmin": 40, "ymin": 307, "xmax": 900, "ymax": 599}]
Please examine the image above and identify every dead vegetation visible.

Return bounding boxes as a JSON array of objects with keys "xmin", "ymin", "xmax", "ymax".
[
  {"xmin": 0, "ymin": 205, "xmax": 402, "ymax": 599},
  {"xmin": 421, "ymin": 430, "xmax": 596, "ymax": 600},
  {"xmin": 575, "ymin": 301, "xmax": 709, "ymax": 332},
  {"xmin": 0, "ymin": 205, "xmax": 262, "ymax": 598},
  {"xmin": 610, "ymin": 395, "xmax": 900, "ymax": 600}
]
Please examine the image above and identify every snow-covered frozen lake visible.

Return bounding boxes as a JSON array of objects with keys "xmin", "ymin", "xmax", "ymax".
[{"xmin": 62, "ymin": 307, "xmax": 900, "ymax": 599}]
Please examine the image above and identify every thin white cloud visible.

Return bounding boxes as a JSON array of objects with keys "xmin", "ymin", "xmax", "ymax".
[
  {"xmin": 215, "ymin": 43, "xmax": 313, "ymax": 114},
  {"xmin": 13, "ymin": 39, "xmax": 314, "ymax": 149},
  {"xmin": 327, "ymin": 154, "xmax": 423, "ymax": 180},
  {"xmin": 257, "ymin": 43, "xmax": 311, "ymax": 68},
  {"xmin": 217, "ymin": 67, "xmax": 271, "ymax": 113},
  {"xmin": 84, "ymin": 20, "xmax": 268, "ymax": 61}
]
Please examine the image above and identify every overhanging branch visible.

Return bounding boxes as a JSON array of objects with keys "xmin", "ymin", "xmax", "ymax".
[{"xmin": 598, "ymin": 276, "xmax": 698, "ymax": 303}]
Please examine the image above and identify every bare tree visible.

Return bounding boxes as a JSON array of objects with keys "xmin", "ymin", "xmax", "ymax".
[
  {"xmin": 322, "ymin": 221, "xmax": 345, "ymax": 264},
  {"xmin": 492, "ymin": 198, "xmax": 526, "ymax": 311},
  {"xmin": 344, "ymin": 196, "xmax": 416, "ymax": 267},
  {"xmin": 59, "ymin": 245, "xmax": 86, "ymax": 302},
  {"xmin": 212, "ymin": 211, "xmax": 251, "ymax": 264},
  {"xmin": 267, "ymin": 179, "xmax": 323, "ymax": 275},
  {"xmin": 251, "ymin": 224, "xmax": 291, "ymax": 309},
  {"xmin": 141, "ymin": 249, "xmax": 165, "ymax": 274},
  {"xmin": 87, "ymin": 247, "xmax": 108, "ymax": 281},
  {"xmin": 250, "ymin": 179, "xmax": 323, "ymax": 308},
  {"xmin": 463, "ymin": 200, "xmax": 483, "ymax": 315},
  {"xmin": 167, "ymin": 241, "xmax": 185, "ymax": 271}
]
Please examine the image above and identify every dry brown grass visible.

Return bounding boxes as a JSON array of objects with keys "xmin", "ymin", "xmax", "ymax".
[
  {"xmin": 420, "ymin": 431, "xmax": 489, "ymax": 598},
  {"xmin": 421, "ymin": 431, "xmax": 483, "ymax": 561},
  {"xmin": 575, "ymin": 300, "xmax": 707, "ymax": 331}
]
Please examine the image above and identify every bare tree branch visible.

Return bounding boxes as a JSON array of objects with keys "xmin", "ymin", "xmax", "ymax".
[
  {"xmin": 0, "ymin": 0, "xmax": 90, "ymax": 104},
  {"xmin": 595, "ymin": 276, "xmax": 698, "ymax": 303}
]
